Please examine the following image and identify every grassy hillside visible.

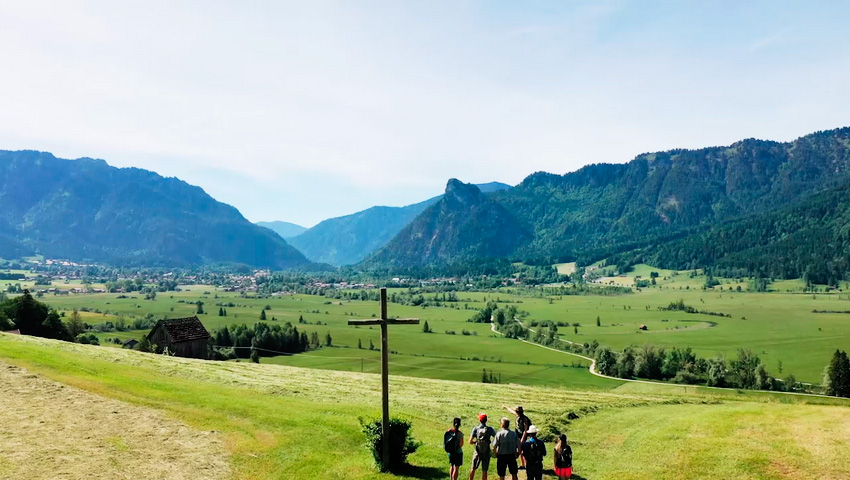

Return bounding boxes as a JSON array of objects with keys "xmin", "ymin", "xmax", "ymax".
[{"xmin": 1, "ymin": 333, "xmax": 848, "ymax": 480}]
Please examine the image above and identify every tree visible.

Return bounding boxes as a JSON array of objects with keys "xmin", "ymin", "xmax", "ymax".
[
  {"xmin": 325, "ymin": 332, "xmax": 333, "ymax": 347},
  {"xmin": 369, "ymin": 339, "xmax": 375, "ymax": 350},
  {"xmin": 0, "ymin": 311, "xmax": 12, "ymax": 331},
  {"xmin": 616, "ymin": 347, "xmax": 636, "ymax": 379},
  {"xmin": 1, "ymin": 290, "xmax": 68, "ymax": 340},
  {"xmin": 219, "ymin": 307, "xmax": 225, "ymax": 317},
  {"xmin": 730, "ymin": 348, "xmax": 761, "ymax": 389},
  {"xmin": 196, "ymin": 301, "xmax": 204, "ymax": 315},
  {"xmin": 137, "ymin": 336, "xmax": 154, "ymax": 353},
  {"xmin": 250, "ymin": 346, "xmax": 260, "ymax": 363},
  {"xmin": 215, "ymin": 326, "xmax": 233, "ymax": 346},
  {"xmin": 596, "ymin": 316, "xmax": 601, "ymax": 327},
  {"xmin": 574, "ymin": 326, "xmax": 578, "ymax": 335},
  {"xmin": 824, "ymin": 349, "xmax": 850, "ymax": 398},
  {"xmin": 67, "ymin": 309, "xmax": 85, "ymax": 338},
  {"xmin": 358, "ymin": 338, "xmax": 363, "ymax": 349},
  {"xmin": 595, "ymin": 346, "xmax": 617, "ymax": 376},
  {"xmin": 42, "ymin": 310, "xmax": 70, "ymax": 340},
  {"xmin": 706, "ymin": 355, "xmax": 727, "ymax": 387},
  {"xmin": 2, "ymin": 289, "xmax": 47, "ymax": 335},
  {"xmin": 260, "ymin": 309, "xmax": 267, "ymax": 320},
  {"xmin": 635, "ymin": 344, "xmax": 664, "ymax": 380},
  {"xmin": 755, "ymin": 363, "xmax": 770, "ymax": 390},
  {"xmin": 422, "ymin": 321, "xmax": 431, "ymax": 333}
]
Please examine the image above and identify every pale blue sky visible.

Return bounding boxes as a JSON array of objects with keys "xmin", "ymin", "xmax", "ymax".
[{"xmin": 1, "ymin": 1, "xmax": 848, "ymax": 227}]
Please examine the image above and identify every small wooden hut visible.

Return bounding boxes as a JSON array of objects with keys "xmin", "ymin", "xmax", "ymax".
[{"xmin": 147, "ymin": 316, "xmax": 210, "ymax": 359}]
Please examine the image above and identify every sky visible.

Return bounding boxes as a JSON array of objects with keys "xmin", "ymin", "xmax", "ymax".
[{"xmin": 1, "ymin": 0, "xmax": 849, "ymax": 227}]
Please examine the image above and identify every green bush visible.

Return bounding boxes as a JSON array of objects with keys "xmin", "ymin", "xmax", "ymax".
[{"xmin": 358, "ymin": 417, "xmax": 420, "ymax": 472}]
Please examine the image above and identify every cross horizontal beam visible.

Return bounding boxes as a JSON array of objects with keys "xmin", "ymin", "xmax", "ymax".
[{"xmin": 348, "ymin": 318, "xmax": 420, "ymax": 326}]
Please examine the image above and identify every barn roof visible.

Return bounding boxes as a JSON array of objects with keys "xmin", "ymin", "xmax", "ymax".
[
  {"xmin": 151, "ymin": 316, "xmax": 210, "ymax": 343},
  {"xmin": 3, "ymin": 329, "xmax": 21, "ymax": 335}
]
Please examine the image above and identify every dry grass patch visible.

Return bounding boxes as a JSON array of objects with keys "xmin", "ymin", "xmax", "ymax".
[{"xmin": 0, "ymin": 362, "xmax": 229, "ymax": 480}]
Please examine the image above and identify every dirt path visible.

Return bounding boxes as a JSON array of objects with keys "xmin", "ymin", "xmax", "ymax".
[{"xmin": 0, "ymin": 362, "xmax": 230, "ymax": 480}]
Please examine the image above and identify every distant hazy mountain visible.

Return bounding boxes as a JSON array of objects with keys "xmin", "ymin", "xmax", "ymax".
[
  {"xmin": 365, "ymin": 179, "xmax": 529, "ymax": 268},
  {"xmin": 288, "ymin": 181, "xmax": 510, "ymax": 266},
  {"xmin": 363, "ymin": 127, "xmax": 850, "ymax": 274},
  {"xmin": 0, "ymin": 150, "xmax": 312, "ymax": 269},
  {"xmin": 256, "ymin": 221, "xmax": 307, "ymax": 239}
]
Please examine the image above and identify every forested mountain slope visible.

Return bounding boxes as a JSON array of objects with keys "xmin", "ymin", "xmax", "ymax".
[
  {"xmin": 365, "ymin": 179, "xmax": 529, "ymax": 267},
  {"xmin": 0, "ymin": 150, "xmax": 311, "ymax": 269},
  {"xmin": 288, "ymin": 182, "xmax": 510, "ymax": 266},
  {"xmin": 366, "ymin": 127, "xmax": 850, "ymax": 272},
  {"xmin": 610, "ymin": 181, "xmax": 850, "ymax": 285}
]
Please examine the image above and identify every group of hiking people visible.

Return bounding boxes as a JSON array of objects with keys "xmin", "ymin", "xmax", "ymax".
[{"xmin": 444, "ymin": 404, "xmax": 572, "ymax": 480}]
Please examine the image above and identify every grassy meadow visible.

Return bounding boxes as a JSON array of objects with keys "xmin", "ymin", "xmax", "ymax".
[
  {"xmin": 16, "ymin": 266, "xmax": 850, "ymax": 386},
  {"xmin": 2, "ymin": 333, "xmax": 849, "ymax": 480}
]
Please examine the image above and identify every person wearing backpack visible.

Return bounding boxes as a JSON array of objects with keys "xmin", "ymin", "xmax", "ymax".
[
  {"xmin": 553, "ymin": 434, "xmax": 573, "ymax": 479},
  {"xmin": 502, "ymin": 404, "xmax": 531, "ymax": 469},
  {"xmin": 444, "ymin": 417, "xmax": 464, "ymax": 480},
  {"xmin": 520, "ymin": 425, "xmax": 546, "ymax": 480},
  {"xmin": 468, "ymin": 413, "xmax": 496, "ymax": 480}
]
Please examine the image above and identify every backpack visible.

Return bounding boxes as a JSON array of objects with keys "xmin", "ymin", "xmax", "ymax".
[
  {"xmin": 475, "ymin": 426, "xmax": 494, "ymax": 454},
  {"xmin": 556, "ymin": 446, "xmax": 572, "ymax": 468},
  {"xmin": 444, "ymin": 429, "xmax": 459, "ymax": 453},
  {"xmin": 524, "ymin": 439, "xmax": 544, "ymax": 463},
  {"xmin": 517, "ymin": 415, "xmax": 531, "ymax": 435}
]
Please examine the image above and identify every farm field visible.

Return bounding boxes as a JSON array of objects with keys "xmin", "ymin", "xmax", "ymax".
[
  {"xmin": 1, "ymin": 333, "xmax": 848, "ymax": 480},
  {"xmin": 26, "ymin": 273, "xmax": 850, "ymax": 385}
]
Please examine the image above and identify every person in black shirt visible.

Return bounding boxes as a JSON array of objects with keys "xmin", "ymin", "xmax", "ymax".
[
  {"xmin": 520, "ymin": 425, "xmax": 546, "ymax": 480},
  {"xmin": 502, "ymin": 404, "xmax": 531, "ymax": 469},
  {"xmin": 553, "ymin": 434, "xmax": 573, "ymax": 479}
]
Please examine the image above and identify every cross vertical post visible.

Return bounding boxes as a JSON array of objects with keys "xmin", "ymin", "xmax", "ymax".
[
  {"xmin": 348, "ymin": 287, "xmax": 419, "ymax": 471},
  {"xmin": 380, "ymin": 288, "xmax": 390, "ymax": 469}
]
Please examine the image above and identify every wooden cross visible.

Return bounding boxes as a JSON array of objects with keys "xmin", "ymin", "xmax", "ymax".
[{"xmin": 348, "ymin": 287, "xmax": 419, "ymax": 469}]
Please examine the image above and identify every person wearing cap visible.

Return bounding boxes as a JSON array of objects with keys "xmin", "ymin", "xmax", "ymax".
[
  {"xmin": 468, "ymin": 413, "xmax": 496, "ymax": 480},
  {"xmin": 492, "ymin": 417, "xmax": 520, "ymax": 480},
  {"xmin": 520, "ymin": 425, "xmax": 547, "ymax": 480},
  {"xmin": 502, "ymin": 404, "xmax": 532, "ymax": 469}
]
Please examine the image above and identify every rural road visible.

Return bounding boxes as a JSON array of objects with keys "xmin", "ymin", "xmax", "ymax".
[{"xmin": 490, "ymin": 319, "xmax": 839, "ymax": 399}]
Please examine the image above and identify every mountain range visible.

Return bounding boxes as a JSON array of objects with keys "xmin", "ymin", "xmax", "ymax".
[
  {"xmin": 361, "ymin": 127, "xmax": 850, "ymax": 280},
  {"xmin": 2, "ymin": 126, "xmax": 849, "ymax": 279},
  {"xmin": 255, "ymin": 221, "xmax": 307, "ymax": 239},
  {"xmin": 0, "ymin": 150, "xmax": 311, "ymax": 269},
  {"xmin": 285, "ymin": 182, "xmax": 510, "ymax": 266}
]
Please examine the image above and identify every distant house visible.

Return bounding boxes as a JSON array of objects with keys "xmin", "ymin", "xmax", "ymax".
[
  {"xmin": 122, "ymin": 338, "xmax": 139, "ymax": 349},
  {"xmin": 146, "ymin": 316, "xmax": 210, "ymax": 359},
  {"xmin": 2, "ymin": 329, "xmax": 21, "ymax": 335}
]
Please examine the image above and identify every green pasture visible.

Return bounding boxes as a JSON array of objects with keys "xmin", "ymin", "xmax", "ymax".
[
  {"xmin": 1, "ymin": 333, "xmax": 848, "ymax": 480},
  {"xmin": 28, "ymin": 276, "xmax": 850, "ymax": 385}
]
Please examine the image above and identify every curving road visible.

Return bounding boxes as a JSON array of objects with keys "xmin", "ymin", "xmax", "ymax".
[{"xmin": 490, "ymin": 319, "xmax": 839, "ymax": 399}]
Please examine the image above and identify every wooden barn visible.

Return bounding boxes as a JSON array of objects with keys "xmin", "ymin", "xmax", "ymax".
[{"xmin": 147, "ymin": 316, "xmax": 210, "ymax": 359}]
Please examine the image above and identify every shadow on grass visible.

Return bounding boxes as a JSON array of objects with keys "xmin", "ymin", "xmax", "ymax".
[{"xmin": 395, "ymin": 464, "xmax": 445, "ymax": 480}]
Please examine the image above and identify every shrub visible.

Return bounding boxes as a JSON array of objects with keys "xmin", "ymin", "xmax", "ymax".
[{"xmin": 359, "ymin": 417, "xmax": 420, "ymax": 472}]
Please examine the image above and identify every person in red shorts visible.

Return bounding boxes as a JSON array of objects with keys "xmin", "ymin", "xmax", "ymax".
[{"xmin": 553, "ymin": 434, "xmax": 572, "ymax": 479}]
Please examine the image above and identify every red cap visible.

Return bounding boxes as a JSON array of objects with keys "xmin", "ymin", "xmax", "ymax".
[{"xmin": 478, "ymin": 413, "xmax": 487, "ymax": 422}]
